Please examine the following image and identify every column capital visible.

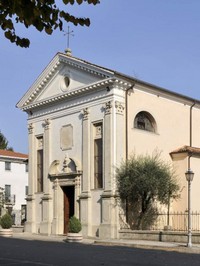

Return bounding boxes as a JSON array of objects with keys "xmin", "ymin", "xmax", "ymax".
[
  {"xmin": 115, "ymin": 101, "xmax": 125, "ymax": 115},
  {"xmin": 104, "ymin": 101, "xmax": 112, "ymax": 115},
  {"xmin": 28, "ymin": 123, "xmax": 34, "ymax": 134},
  {"xmin": 82, "ymin": 108, "xmax": 90, "ymax": 120},
  {"xmin": 43, "ymin": 118, "xmax": 51, "ymax": 130}
]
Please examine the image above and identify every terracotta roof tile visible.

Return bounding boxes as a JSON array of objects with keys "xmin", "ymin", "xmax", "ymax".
[
  {"xmin": 0, "ymin": 149, "xmax": 28, "ymax": 159},
  {"xmin": 170, "ymin": 145, "xmax": 200, "ymax": 155}
]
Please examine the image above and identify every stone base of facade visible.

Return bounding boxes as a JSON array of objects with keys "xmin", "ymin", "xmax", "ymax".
[
  {"xmin": 51, "ymin": 219, "xmax": 58, "ymax": 235},
  {"xmin": 24, "ymin": 221, "xmax": 36, "ymax": 233},
  {"xmin": 99, "ymin": 223, "xmax": 119, "ymax": 239},
  {"xmin": 40, "ymin": 221, "xmax": 52, "ymax": 235}
]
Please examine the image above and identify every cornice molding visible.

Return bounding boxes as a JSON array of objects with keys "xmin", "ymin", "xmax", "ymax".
[
  {"xmin": 59, "ymin": 55, "xmax": 111, "ymax": 79},
  {"xmin": 21, "ymin": 78, "xmax": 132, "ymax": 111},
  {"xmin": 17, "ymin": 55, "xmax": 61, "ymax": 108},
  {"xmin": 17, "ymin": 53, "xmax": 117, "ymax": 110}
]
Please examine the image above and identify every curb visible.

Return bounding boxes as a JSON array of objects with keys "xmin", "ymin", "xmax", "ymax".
[
  {"xmin": 11, "ymin": 233, "xmax": 200, "ymax": 254},
  {"xmin": 93, "ymin": 240, "xmax": 200, "ymax": 254}
]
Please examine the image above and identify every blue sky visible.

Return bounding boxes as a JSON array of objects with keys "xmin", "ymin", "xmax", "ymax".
[{"xmin": 1, "ymin": 0, "xmax": 200, "ymax": 154}]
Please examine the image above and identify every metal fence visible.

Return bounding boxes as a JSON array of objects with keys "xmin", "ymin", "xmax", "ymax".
[
  {"xmin": 150, "ymin": 211, "xmax": 200, "ymax": 232},
  {"xmin": 119, "ymin": 211, "xmax": 200, "ymax": 231}
]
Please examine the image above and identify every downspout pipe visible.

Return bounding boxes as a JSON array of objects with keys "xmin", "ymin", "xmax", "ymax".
[
  {"xmin": 125, "ymin": 84, "xmax": 135, "ymax": 160},
  {"xmin": 190, "ymin": 102, "xmax": 195, "ymax": 147},
  {"xmin": 125, "ymin": 84, "xmax": 135, "ymax": 223},
  {"xmin": 188, "ymin": 102, "xmax": 195, "ymax": 169}
]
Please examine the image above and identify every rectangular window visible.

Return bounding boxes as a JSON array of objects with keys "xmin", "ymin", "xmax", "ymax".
[
  {"xmin": 93, "ymin": 123, "xmax": 103, "ymax": 189},
  {"xmin": 25, "ymin": 186, "xmax": 28, "ymax": 195},
  {"xmin": 94, "ymin": 138, "xmax": 103, "ymax": 188},
  {"xmin": 37, "ymin": 137, "xmax": 43, "ymax": 192},
  {"xmin": 5, "ymin": 184, "xmax": 11, "ymax": 202},
  {"xmin": 25, "ymin": 163, "xmax": 28, "ymax": 172},
  {"xmin": 5, "ymin": 161, "xmax": 11, "ymax": 171}
]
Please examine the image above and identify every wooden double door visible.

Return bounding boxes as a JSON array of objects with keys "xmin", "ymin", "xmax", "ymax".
[{"xmin": 62, "ymin": 186, "xmax": 75, "ymax": 234}]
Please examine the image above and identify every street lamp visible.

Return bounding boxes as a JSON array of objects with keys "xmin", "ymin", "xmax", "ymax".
[{"xmin": 185, "ymin": 168, "xmax": 194, "ymax": 247}]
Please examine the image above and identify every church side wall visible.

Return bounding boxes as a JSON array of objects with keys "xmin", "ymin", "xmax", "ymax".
[{"xmin": 127, "ymin": 87, "xmax": 200, "ymax": 214}]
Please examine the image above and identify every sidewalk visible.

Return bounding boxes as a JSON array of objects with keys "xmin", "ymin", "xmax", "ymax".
[{"xmin": 11, "ymin": 232, "xmax": 200, "ymax": 254}]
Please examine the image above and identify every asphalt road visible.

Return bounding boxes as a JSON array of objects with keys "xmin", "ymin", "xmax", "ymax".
[{"xmin": 0, "ymin": 237, "xmax": 200, "ymax": 266}]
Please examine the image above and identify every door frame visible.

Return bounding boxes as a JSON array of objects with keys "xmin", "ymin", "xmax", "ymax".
[{"xmin": 62, "ymin": 185, "xmax": 75, "ymax": 234}]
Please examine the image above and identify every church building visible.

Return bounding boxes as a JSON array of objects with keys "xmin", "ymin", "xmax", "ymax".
[{"xmin": 17, "ymin": 50, "xmax": 200, "ymax": 238}]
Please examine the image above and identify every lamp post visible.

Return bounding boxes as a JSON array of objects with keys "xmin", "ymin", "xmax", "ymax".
[{"xmin": 185, "ymin": 168, "xmax": 194, "ymax": 247}]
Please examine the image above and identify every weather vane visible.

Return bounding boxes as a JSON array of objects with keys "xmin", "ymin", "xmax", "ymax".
[{"xmin": 63, "ymin": 26, "xmax": 74, "ymax": 50}]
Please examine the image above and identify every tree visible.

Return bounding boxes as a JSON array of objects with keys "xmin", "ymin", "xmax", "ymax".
[
  {"xmin": 0, "ymin": 131, "xmax": 13, "ymax": 151},
  {"xmin": 0, "ymin": 187, "xmax": 4, "ymax": 216},
  {"xmin": 116, "ymin": 153, "xmax": 180, "ymax": 230},
  {"xmin": 0, "ymin": 0, "xmax": 100, "ymax": 48}
]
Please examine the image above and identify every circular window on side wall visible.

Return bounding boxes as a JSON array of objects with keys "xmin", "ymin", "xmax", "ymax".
[{"xmin": 134, "ymin": 111, "xmax": 157, "ymax": 133}]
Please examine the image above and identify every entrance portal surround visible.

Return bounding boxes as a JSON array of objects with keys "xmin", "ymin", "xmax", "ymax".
[{"xmin": 48, "ymin": 157, "xmax": 82, "ymax": 235}]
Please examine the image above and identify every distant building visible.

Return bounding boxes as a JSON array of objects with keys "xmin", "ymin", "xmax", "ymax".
[
  {"xmin": 0, "ymin": 150, "xmax": 28, "ymax": 225},
  {"xmin": 17, "ymin": 51, "xmax": 200, "ymax": 238}
]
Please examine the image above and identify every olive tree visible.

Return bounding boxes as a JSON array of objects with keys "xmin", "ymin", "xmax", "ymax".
[
  {"xmin": 116, "ymin": 153, "xmax": 180, "ymax": 230},
  {"xmin": 0, "ymin": 0, "xmax": 100, "ymax": 48}
]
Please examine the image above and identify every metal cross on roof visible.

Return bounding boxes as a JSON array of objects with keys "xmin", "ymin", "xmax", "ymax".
[{"xmin": 63, "ymin": 26, "xmax": 74, "ymax": 49}]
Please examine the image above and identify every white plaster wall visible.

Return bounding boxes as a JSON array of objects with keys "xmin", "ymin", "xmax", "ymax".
[{"xmin": 0, "ymin": 161, "xmax": 28, "ymax": 210}]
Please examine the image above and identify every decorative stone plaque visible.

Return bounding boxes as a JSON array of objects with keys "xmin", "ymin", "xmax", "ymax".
[{"xmin": 60, "ymin": 124, "xmax": 73, "ymax": 150}]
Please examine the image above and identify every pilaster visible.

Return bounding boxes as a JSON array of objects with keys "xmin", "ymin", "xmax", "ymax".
[
  {"xmin": 99, "ymin": 101, "xmax": 118, "ymax": 238},
  {"xmin": 40, "ymin": 118, "xmax": 53, "ymax": 235},
  {"xmin": 25, "ymin": 123, "xmax": 36, "ymax": 233},
  {"xmin": 51, "ymin": 179, "xmax": 59, "ymax": 235},
  {"xmin": 115, "ymin": 101, "xmax": 125, "ymax": 189},
  {"xmin": 79, "ymin": 107, "xmax": 92, "ymax": 237},
  {"xmin": 103, "ymin": 101, "xmax": 113, "ymax": 191},
  {"xmin": 99, "ymin": 100, "xmax": 125, "ymax": 239}
]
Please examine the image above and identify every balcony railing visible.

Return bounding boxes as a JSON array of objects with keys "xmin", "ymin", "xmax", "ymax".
[{"xmin": 5, "ymin": 194, "xmax": 15, "ymax": 206}]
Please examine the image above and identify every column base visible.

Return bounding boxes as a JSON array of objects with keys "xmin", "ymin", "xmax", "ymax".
[
  {"xmin": 40, "ymin": 221, "xmax": 52, "ymax": 235},
  {"xmin": 99, "ymin": 223, "xmax": 118, "ymax": 239},
  {"xmin": 24, "ymin": 221, "xmax": 36, "ymax": 234},
  {"xmin": 79, "ymin": 192, "xmax": 92, "ymax": 237}
]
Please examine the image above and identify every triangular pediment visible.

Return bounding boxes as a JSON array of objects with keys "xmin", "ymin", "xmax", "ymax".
[{"xmin": 17, "ymin": 52, "xmax": 115, "ymax": 110}]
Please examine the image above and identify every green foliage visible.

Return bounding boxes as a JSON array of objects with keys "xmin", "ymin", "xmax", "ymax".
[
  {"xmin": 69, "ymin": 216, "xmax": 82, "ymax": 233},
  {"xmin": 0, "ymin": 188, "xmax": 4, "ymax": 213},
  {"xmin": 116, "ymin": 153, "xmax": 180, "ymax": 230},
  {"xmin": 0, "ymin": 131, "xmax": 8, "ymax": 150},
  {"xmin": 0, "ymin": 0, "xmax": 100, "ymax": 48},
  {"xmin": 0, "ymin": 131, "xmax": 13, "ymax": 150},
  {"xmin": 0, "ymin": 213, "xmax": 13, "ymax": 229}
]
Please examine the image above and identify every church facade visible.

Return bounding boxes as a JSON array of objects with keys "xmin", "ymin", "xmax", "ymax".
[{"xmin": 17, "ymin": 51, "xmax": 200, "ymax": 238}]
